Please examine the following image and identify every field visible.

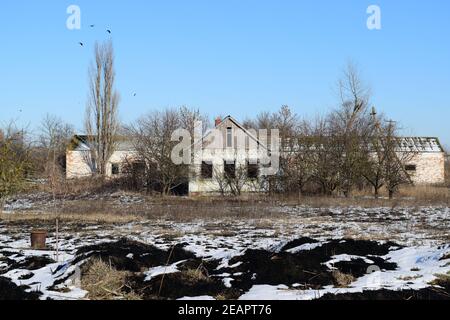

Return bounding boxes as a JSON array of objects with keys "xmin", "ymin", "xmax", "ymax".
[{"xmin": 0, "ymin": 191, "xmax": 449, "ymax": 300}]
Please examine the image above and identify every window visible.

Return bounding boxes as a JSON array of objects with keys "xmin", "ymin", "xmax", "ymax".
[
  {"xmin": 224, "ymin": 161, "xmax": 236, "ymax": 178},
  {"xmin": 111, "ymin": 163, "xmax": 120, "ymax": 175},
  {"xmin": 227, "ymin": 127, "xmax": 232, "ymax": 148},
  {"xmin": 131, "ymin": 161, "xmax": 146, "ymax": 175},
  {"xmin": 247, "ymin": 162, "xmax": 259, "ymax": 179},
  {"xmin": 405, "ymin": 164, "xmax": 417, "ymax": 171},
  {"xmin": 201, "ymin": 162, "xmax": 213, "ymax": 179}
]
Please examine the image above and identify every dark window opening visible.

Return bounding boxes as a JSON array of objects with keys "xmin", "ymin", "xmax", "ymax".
[
  {"xmin": 224, "ymin": 161, "xmax": 236, "ymax": 179},
  {"xmin": 201, "ymin": 162, "xmax": 213, "ymax": 179},
  {"xmin": 227, "ymin": 127, "xmax": 233, "ymax": 148},
  {"xmin": 405, "ymin": 164, "xmax": 417, "ymax": 171},
  {"xmin": 111, "ymin": 163, "xmax": 120, "ymax": 175},
  {"xmin": 131, "ymin": 161, "xmax": 146, "ymax": 175},
  {"xmin": 247, "ymin": 162, "xmax": 259, "ymax": 179}
]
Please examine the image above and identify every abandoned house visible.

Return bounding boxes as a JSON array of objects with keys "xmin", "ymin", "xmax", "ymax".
[{"xmin": 66, "ymin": 116, "xmax": 446, "ymax": 194}]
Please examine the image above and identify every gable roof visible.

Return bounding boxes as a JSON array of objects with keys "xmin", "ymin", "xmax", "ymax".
[
  {"xmin": 68, "ymin": 135, "xmax": 134, "ymax": 152},
  {"xmin": 218, "ymin": 115, "xmax": 269, "ymax": 149},
  {"xmin": 282, "ymin": 136, "xmax": 445, "ymax": 153},
  {"xmin": 67, "ymin": 119, "xmax": 445, "ymax": 154},
  {"xmin": 191, "ymin": 115, "xmax": 269, "ymax": 151},
  {"xmin": 396, "ymin": 137, "xmax": 444, "ymax": 153}
]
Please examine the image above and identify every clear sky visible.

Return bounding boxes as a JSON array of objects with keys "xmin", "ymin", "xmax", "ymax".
[{"xmin": 1, "ymin": 1, "xmax": 449, "ymax": 148}]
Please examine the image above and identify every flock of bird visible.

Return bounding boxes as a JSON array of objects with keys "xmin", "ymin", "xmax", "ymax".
[
  {"xmin": 77, "ymin": 25, "xmax": 136, "ymax": 97},
  {"xmin": 15, "ymin": 25, "xmax": 136, "ymax": 114},
  {"xmin": 78, "ymin": 25, "xmax": 112, "ymax": 47}
]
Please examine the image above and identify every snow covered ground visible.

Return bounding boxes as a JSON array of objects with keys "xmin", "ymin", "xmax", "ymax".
[{"xmin": 0, "ymin": 204, "xmax": 449, "ymax": 300}]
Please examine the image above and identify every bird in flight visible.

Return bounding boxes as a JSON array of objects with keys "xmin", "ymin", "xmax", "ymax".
[
  {"xmin": 90, "ymin": 24, "xmax": 95, "ymax": 28},
  {"xmin": 79, "ymin": 42, "xmax": 84, "ymax": 47},
  {"xmin": 107, "ymin": 29, "xmax": 112, "ymax": 34},
  {"xmin": 133, "ymin": 93, "xmax": 137, "ymax": 97}
]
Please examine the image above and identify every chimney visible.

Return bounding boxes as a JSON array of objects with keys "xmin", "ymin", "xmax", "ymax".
[{"xmin": 215, "ymin": 117, "xmax": 222, "ymax": 127}]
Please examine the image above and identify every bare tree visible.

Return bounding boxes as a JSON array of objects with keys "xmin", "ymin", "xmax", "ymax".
[
  {"xmin": 179, "ymin": 106, "xmax": 210, "ymax": 143},
  {"xmin": 224, "ymin": 162, "xmax": 249, "ymax": 196},
  {"xmin": 128, "ymin": 108, "xmax": 188, "ymax": 195},
  {"xmin": 361, "ymin": 108, "xmax": 416, "ymax": 199},
  {"xmin": 309, "ymin": 116, "xmax": 341, "ymax": 195},
  {"xmin": 85, "ymin": 40, "xmax": 120, "ymax": 177},
  {"xmin": 243, "ymin": 111, "xmax": 275, "ymax": 132},
  {"xmin": 382, "ymin": 121, "xmax": 416, "ymax": 199},
  {"xmin": 244, "ymin": 106, "xmax": 296, "ymax": 195},
  {"xmin": 329, "ymin": 62, "xmax": 373, "ymax": 196},
  {"xmin": 284, "ymin": 120, "xmax": 315, "ymax": 196},
  {"xmin": 361, "ymin": 108, "xmax": 388, "ymax": 198},
  {"xmin": 38, "ymin": 114, "xmax": 74, "ymax": 200},
  {"xmin": 212, "ymin": 165, "xmax": 229, "ymax": 196}
]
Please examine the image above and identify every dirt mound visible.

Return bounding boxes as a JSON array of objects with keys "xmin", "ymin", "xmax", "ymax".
[
  {"xmin": 66, "ymin": 238, "xmax": 404, "ymax": 299},
  {"xmin": 333, "ymin": 256, "xmax": 397, "ymax": 278},
  {"xmin": 280, "ymin": 237, "xmax": 319, "ymax": 251},
  {"xmin": 319, "ymin": 287, "xmax": 450, "ymax": 300},
  {"xmin": 75, "ymin": 238, "xmax": 195, "ymax": 272},
  {"xmin": 0, "ymin": 277, "xmax": 40, "ymax": 300},
  {"xmin": 133, "ymin": 272, "xmax": 226, "ymax": 300},
  {"xmin": 216, "ymin": 249, "xmax": 333, "ymax": 292},
  {"xmin": 302, "ymin": 239, "xmax": 400, "ymax": 258},
  {"xmin": 131, "ymin": 261, "xmax": 238, "ymax": 300},
  {"xmin": 215, "ymin": 238, "xmax": 400, "ymax": 292},
  {"xmin": 7, "ymin": 256, "xmax": 55, "ymax": 272}
]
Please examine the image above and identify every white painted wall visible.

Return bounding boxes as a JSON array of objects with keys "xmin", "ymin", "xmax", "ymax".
[
  {"xmin": 66, "ymin": 150, "xmax": 138, "ymax": 179},
  {"xmin": 406, "ymin": 152, "xmax": 445, "ymax": 185}
]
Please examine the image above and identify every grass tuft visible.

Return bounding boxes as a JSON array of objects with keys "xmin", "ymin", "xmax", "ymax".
[{"xmin": 81, "ymin": 258, "xmax": 141, "ymax": 300}]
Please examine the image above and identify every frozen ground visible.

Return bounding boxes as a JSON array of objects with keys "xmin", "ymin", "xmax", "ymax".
[{"xmin": 0, "ymin": 204, "xmax": 449, "ymax": 300}]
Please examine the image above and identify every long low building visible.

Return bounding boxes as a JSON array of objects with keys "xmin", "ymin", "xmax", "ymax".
[
  {"xmin": 394, "ymin": 137, "xmax": 445, "ymax": 185},
  {"xmin": 66, "ymin": 116, "xmax": 446, "ymax": 193}
]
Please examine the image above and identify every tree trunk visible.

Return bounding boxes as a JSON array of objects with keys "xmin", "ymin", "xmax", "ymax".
[
  {"xmin": 343, "ymin": 188, "xmax": 350, "ymax": 198},
  {"xmin": 388, "ymin": 189, "xmax": 394, "ymax": 200},
  {"xmin": 374, "ymin": 187, "xmax": 379, "ymax": 199}
]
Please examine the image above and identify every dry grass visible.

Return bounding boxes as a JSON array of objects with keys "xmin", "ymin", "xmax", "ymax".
[
  {"xmin": 0, "ymin": 212, "xmax": 141, "ymax": 224},
  {"xmin": 399, "ymin": 186, "xmax": 449, "ymax": 204},
  {"xmin": 397, "ymin": 275, "xmax": 423, "ymax": 281},
  {"xmin": 81, "ymin": 258, "xmax": 141, "ymax": 300},
  {"xmin": 279, "ymin": 185, "xmax": 449, "ymax": 207},
  {"xmin": 3, "ymin": 184, "xmax": 449, "ymax": 224},
  {"xmin": 430, "ymin": 272, "xmax": 450, "ymax": 290},
  {"xmin": 332, "ymin": 271, "xmax": 355, "ymax": 288},
  {"xmin": 182, "ymin": 268, "xmax": 212, "ymax": 284}
]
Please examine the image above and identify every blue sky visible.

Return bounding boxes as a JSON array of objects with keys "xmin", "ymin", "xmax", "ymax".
[{"xmin": 1, "ymin": 1, "xmax": 449, "ymax": 148}]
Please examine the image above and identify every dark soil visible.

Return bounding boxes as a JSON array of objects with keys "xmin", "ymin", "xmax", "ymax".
[
  {"xmin": 279, "ymin": 237, "xmax": 319, "ymax": 251},
  {"xmin": 216, "ymin": 249, "xmax": 333, "ymax": 292},
  {"xmin": 18, "ymin": 273, "xmax": 34, "ymax": 280},
  {"xmin": 129, "ymin": 258, "xmax": 239, "ymax": 300},
  {"xmin": 0, "ymin": 277, "xmax": 40, "ymax": 300},
  {"xmin": 334, "ymin": 255, "xmax": 397, "ymax": 278},
  {"xmin": 213, "ymin": 238, "xmax": 400, "ymax": 293},
  {"xmin": 319, "ymin": 287, "xmax": 450, "ymax": 300},
  {"xmin": 3, "ymin": 236, "xmax": 431, "ymax": 300},
  {"xmin": 130, "ymin": 272, "xmax": 231, "ymax": 300},
  {"xmin": 297, "ymin": 238, "xmax": 401, "ymax": 257},
  {"xmin": 89, "ymin": 238, "xmax": 401, "ymax": 299},
  {"xmin": 8, "ymin": 256, "xmax": 55, "ymax": 271},
  {"xmin": 75, "ymin": 238, "xmax": 195, "ymax": 272}
]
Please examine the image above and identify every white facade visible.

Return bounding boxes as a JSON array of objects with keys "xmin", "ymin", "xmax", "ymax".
[
  {"xmin": 66, "ymin": 119, "xmax": 446, "ymax": 193},
  {"xmin": 66, "ymin": 136, "xmax": 138, "ymax": 179},
  {"xmin": 404, "ymin": 152, "xmax": 445, "ymax": 185},
  {"xmin": 188, "ymin": 117, "xmax": 269, "ymax": 195}
]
